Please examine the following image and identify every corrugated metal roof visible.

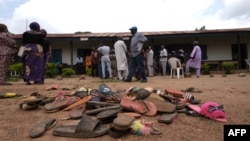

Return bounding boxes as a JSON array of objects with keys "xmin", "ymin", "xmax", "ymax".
[{"xmin": 13, "ymin": 27, "xmax": 250, "ymax": 39}]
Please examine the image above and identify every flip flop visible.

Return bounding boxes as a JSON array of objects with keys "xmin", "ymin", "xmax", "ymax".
[
  {"xmin": 157, "ymin": 112, "xmax": 178, "ymax": 124},
  {"xmin": 53, "ymin": 114, "xmax": 109, "ymax": 138},
  {"xmin": 122, "ymin": 112, "xmax": 141, "ymax": 118},
  {"xmin": 29, "ymin": 118, "xmax": 56, "ymax": 138},
  {"xmin": 112, "ymin": 113, "xmax": 135, "ymax": 131},
  {"xmin": 149, "ymin": 98, "xmax": 176, "ymax": 113},
  {"xmin": 63, "ymin": 95, "xmax": 92, "ymax": 111},
  {"xmin": 46, "ymin": 84, "xmax": 60, "ymax": 91},
  {"xmin": 85, "ymin": 105, "xmax": 120, "ymax": 115},
  {"xmin": 109, "ymin": 125, "xmax": 130, "ymax": 138},
  {"xmin": 61, "ymin": 104, "xmax": 86, "ymax": 120},
  {"xmin": 120, "ymin": 97, "xmax": 157, "ymax": 116},
  {"xmin": 181, "ymin": 87, "xmax": 202, "ymax": 93},
  {"xmin": 45, "ymin": 95, "xmax": 77, "ymax": 112},
  {"xmin": 96, "ymin": 109, "xmax": 121, "ymax": 123}
]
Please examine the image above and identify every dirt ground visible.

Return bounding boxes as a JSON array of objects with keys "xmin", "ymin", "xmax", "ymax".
[{"xmin": 0, "ymin": 72, "xmax": 250, "ymax": 141}]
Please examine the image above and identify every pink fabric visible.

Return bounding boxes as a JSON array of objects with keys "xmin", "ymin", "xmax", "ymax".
[{"xmin": 199, "ymin": 102, "xmax": 226, "ymax": 120}]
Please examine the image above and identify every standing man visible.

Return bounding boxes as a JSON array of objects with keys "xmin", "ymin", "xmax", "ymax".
[
  {"xmin": 124, "ymin": 26, "xmax": 148, "ymax": 83},
  {"xmin": 114, "ymin": 36, "xmax": 128, "ymax": 80},
  {"xmin": 159, "ymin": 45, "xmax": 168, "ymax": 76},
  {"xmin": 185, "ymin": 40, "xmax": 202, "ymax": 78},
  {"xmin": 97, "ymin": 43, "xmax": 113, "ymax": 79},
  {"xmin": 147, "ymin": 46, "xmax": 154, "ymax": 77},
  {"xmin": 75, "ymin": 55, "xmax": 84, "ymax": 74},
  {"xmin": 90, "ymin": 47, "xmax": 98, "ymax": 77}
]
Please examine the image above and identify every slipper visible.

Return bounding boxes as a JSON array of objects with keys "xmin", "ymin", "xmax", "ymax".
[
  {"xmin": 96, "ymin": 109, "xmax": 120, "ymax": 123},
  {"xmin": 46, "ymin": 84, "xmax": 60, "ymax": 91},
  {"xmin": 177, "ymin": 108, "xmax": 187, "ymax": 113},
  {"xmin": 85, "ymin": 105, "xmax": 121, "ymax": 115},
  {"xmin": 23, "ymin": 92, "xmax": 47, "ymax": 105},
  {"xmin": 53, "ymin": 114, "xmax": 109, "ymax": 138},
  {"xmin": 149, "ymin": 98, "xmax": 176, "ymax": 113},
  {"xmin": 120, "ymin": 97, "xmax": 157, "ymax": 116},
  {"xmin": 112, "ymin": 113, "xmax": 135, "ymax": 131},
  {"xmin": 61, "ymin": 104, "xmax": 86, "ymax": 120},
  {"xmin": 157, "ymin": 112, "xmax": 178, "ymax": 124},
  {"xmin": 44, "ymin": 95, "xmax": 77, "ymax": 112},
  {"xmin": 181, "ymin": 87, "xmax": 202, "ymax": 93},
  {"xmin": 165, "ymin": 89, "xmax": 194, "ymax": 102},
  {"xmin": 63, "ymin": 95, "xmax": 92, "ymax": 111},
  {"xmin": 29, "ymin": 118, "xmax": 56, "ymax": 138},
  {"xmin": 19, "ymin": 102, "xmax": 40, "ymax": 110},
  {"xmin": 122, "ymin": 112, "xmax": 141, "ymax": 118},
  {"xmin": 109, "ymin": 125, "xmax": 130, "ymax": 138},
  {"xmin": 189, "ymin": 98, "xmax": 201, "ymax": 104},
  {"xmin": 0, "ymin": 92, "xmax": 22, "ymax": 99},
  {"xmin": 70, "ymin": 104, "xmax": 86, "ymax": 119},
  {"xmin": 187, "ymin": 102, "xmax": 227, "ymax": 122}
]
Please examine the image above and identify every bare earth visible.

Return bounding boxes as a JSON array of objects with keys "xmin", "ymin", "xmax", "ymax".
[{"xmin": 0, "ymin": 73, "xmax": 250, "ymax": 141}]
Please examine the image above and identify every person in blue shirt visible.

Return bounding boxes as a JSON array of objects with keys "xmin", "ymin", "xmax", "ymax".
[{"xmin": 124, "ymin": 26, "xmax": 148, "ymax": 83}]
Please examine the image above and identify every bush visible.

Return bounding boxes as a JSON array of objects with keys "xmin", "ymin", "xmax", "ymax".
[
  {"xmin": 46, "ymin": 63, "xmax": 58, "ymax": 78},
  {"xmin": 8, "ymin": 63, "xmax": 23, "ymax": 76},
  {"xmin": 62, "ymin": 68, "xmax": 76, "ymax": 77},
  {"xmin": 222, "ymin": 63, "xmax": 234, "ymax": 74},
  {"xmin": 86, "ymin": 67, "xmax": 92, "ymax": 76},
  {"xmin": 201, "ymin": 64, "xmax": 210, "ymax": 75}
]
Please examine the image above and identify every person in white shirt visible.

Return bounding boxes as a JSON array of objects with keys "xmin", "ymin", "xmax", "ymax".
[
  {"xmin": 97, "ymin": 43, "xmax": 112, "ymax": 79},
  {"xmin": 146, "ymin": 46, "xmax": 154, "ymax": 76},
  {"xmin": 159, "ymin": 45, "xmax": 168, "ymax": 76},
  {"xmin": 75, "ymin": 55, "xmax": 84, "ymax": 74},
  {"xmin": 114, "ymin": 36, "xmax": 128, "ymax": 80}
]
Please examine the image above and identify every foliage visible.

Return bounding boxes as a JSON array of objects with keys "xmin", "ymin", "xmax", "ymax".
[
  {"xmin": 201, "ymin": 64, "xmax": 210, "ymax": 75},
  {"xmin": 8, "ymin": 63, "xmax": 23, "ymax": 73},
  {"xmin": 46, "ymin": 63, "xmax": 57, "ymax": 78},
  {"xmin": 222, "ymin": 63, "xmax": 235, "ymax": 74},
  {"xmin": 86, "ymin": 67, "xmax": 92, "ymax": 76},
  {"xmin": 62, "ymin": 68, "xmax": 76, "ymax": 77}
]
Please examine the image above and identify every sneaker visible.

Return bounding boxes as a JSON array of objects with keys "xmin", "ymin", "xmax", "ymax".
[
  {"xmin": 140, "ymin": 79, "xmax": 147, "ymax": 83},
  {"xmin": 123, "ymin": 79, "xmax": 132, "ymax": 82}
]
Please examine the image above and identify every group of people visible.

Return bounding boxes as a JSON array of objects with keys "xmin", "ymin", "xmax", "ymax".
[
  {"xmin": 0, "ymin": 22, "xmax": 51, "ymax": 85},
  {"xmin": 0, "ymin": 23, "xmax": 202, "ymax": 86},
  {"xmin": 86, "ymin": 26, "xmax": 202, "ymax": 82}
]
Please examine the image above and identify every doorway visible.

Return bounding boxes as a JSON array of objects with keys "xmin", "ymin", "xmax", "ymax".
[{"xmin": 231, "ymin": 43, "xmax": 248, "ymax": 69}]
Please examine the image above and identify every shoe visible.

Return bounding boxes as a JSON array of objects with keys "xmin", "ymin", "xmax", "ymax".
[
  {"xmin": 140, "ymin": 79, "xmax": 147, "ymax": 83},
  {"xmin": 123, "ymin": 79, "xmax": 131, "ymax": 82}
]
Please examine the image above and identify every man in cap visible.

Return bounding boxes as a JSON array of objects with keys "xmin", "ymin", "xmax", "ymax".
[
  {"xmin": 124, "ymin": 26, "xmax": 148, "ymax": 83},
  {"xmin": 185, "ymin": 40, "xmax": 202, "ymax": 78}
]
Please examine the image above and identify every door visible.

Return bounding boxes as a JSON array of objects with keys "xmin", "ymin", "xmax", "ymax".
[
  {"xmin": 50, "ymin": 49, "xmax": 62, "ymax": 63},
  {"xmin": 231, "ymin": 43, "xmax": 248, "ymax": 69}
]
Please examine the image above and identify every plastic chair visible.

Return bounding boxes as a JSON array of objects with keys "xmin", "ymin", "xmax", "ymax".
[
  {"xmin": 168, "ymin": 57, "xmax": 184, "ymax": 79},
  {"xmin": 245, "ymin": 59, "xmax": 250, "ymax": 70}
]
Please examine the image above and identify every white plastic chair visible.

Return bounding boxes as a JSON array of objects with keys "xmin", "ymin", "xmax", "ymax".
[
  {"xmin": 168, "ymin": 57, "xmax": 184, "ymax": 79},
  {"xmin": 245, "ymin": 59, "xmax": 250, "ymax": 70}
]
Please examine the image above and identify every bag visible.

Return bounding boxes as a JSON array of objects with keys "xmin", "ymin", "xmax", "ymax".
[{"xmin": 17, "ymin": 46, "xmax": 25, "ymax": 57}]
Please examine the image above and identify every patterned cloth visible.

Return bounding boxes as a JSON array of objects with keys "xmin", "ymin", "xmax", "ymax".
[
  {"xmin": 22, "ymin": 44, "xmax": 44, "ymax": 82},
  {"xmin": 0, "ymin": 32, "xmax": 17, "ymax": 83}
]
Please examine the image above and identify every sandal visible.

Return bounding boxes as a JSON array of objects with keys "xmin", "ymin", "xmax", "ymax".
[{"xmin": 181, "ymin": 87, "xmax": 202, "ymax": 93}]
